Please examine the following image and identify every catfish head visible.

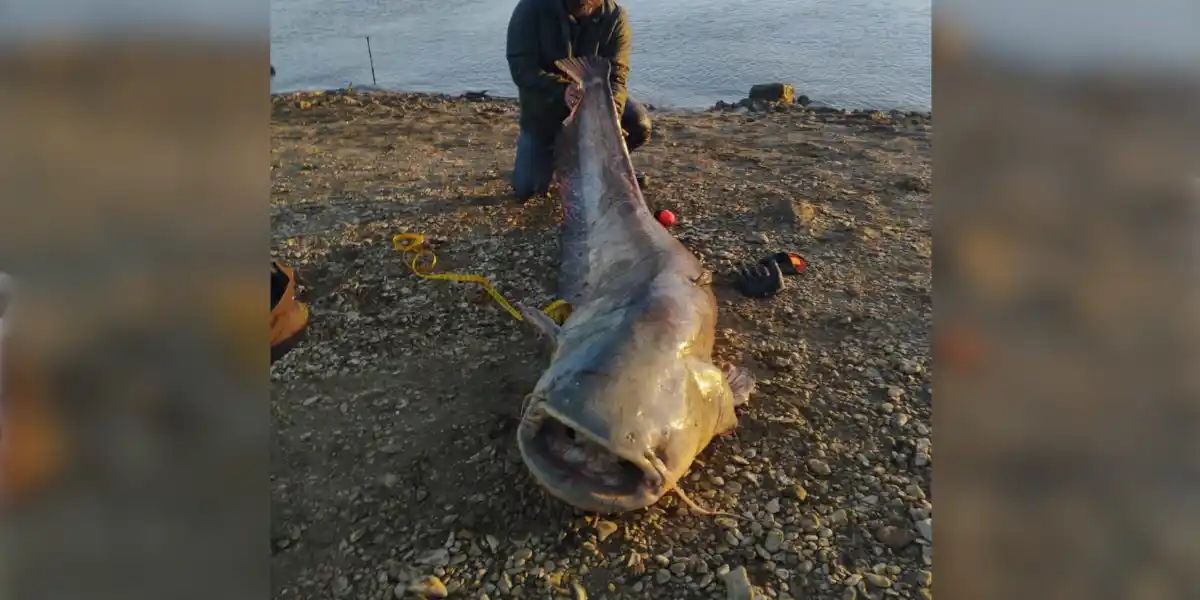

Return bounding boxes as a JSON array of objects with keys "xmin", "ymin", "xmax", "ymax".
[{"xmin": 514, "ymin": 300, "xmax": 737, "ymax": 514}]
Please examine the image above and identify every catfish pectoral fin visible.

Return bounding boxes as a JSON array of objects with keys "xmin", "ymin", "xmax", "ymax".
[
  {"xmin": 516, "ymin": 303, "xmax": 561, "ymax": 344},
  {"xmin": 722, "ymin": 364, "xmax": 756, "ymax": 407}
]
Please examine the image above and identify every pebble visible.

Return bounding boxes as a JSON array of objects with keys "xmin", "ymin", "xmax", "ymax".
[
  {"xmin": 875, "ymin": 525, "xmax": 914, "ymax": 549},
  {"xmin": 915, "ymin": 518, "xmax": 933, "ymax": 541},
  {"xmin": 828, "ymin": 509, "xmax": 847, "ymax": 526},
  {"xmin": 765, "ymin": 498, "xmax": 781, "ymax": 513},
  {"xmin": 723, "ymin": 566, "xmax": 755, "ymax": 600},
  {"xmin": 886, "ymin": 386, "xmax": 903, "ymax": 400},
  {"xmin": 788, "ymin": 485, "xmax": 808, "ymax": 501},
  {"xmin": 913, "ymin": 439, "xmax": 932, "ymax": 467},
  {"xmin": 842, "ymin": 586, "xmax": 858, "ymax": 600},
  {"xmin": 656, "ymin": 569, "xmax": 672, "ymax": 584},
  {"xmin": 595, "ymin": 520, "xmax": 619, "ymax": 542},
  {"xmin": 406, "ymin": 576, "xmax": 448, "ymax": 598},
  {"xmin": 892, "ymin": 413, "xmax": 909, "ymax": 428},
  {"xmin": 333, "ymin": 575, "xmax": 351, "ymax": 596},
  {"xmin": 913, "ymin": 570, "xmax": 932, "ymax": 587},
  {"xmin": 864, "ymin": 573, "xmax": 892, "ymax": 588},
  {"xmin": 418, "ymin": 548, "xmax": 449, "ymax": 566},
  {"xmin": 765, "ymin": 529, "xmax": 785, "ymax": 552},
  {"xmin": 802, "ymin": 514, "xmax": 822, "ymax": 531},
  {"xmin": 807, "ymin": 459, "xmax": 832, "ymax": 477}
]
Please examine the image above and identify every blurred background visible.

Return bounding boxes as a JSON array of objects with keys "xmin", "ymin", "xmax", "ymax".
[{"xmin": 934, "ymin": 4, "xmax": 1200, "ymax": 599}]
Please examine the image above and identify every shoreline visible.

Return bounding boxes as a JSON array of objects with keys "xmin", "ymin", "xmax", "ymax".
[{"xmin": 269, "ymin": 86, "xmax": 934, "ymax": 118}]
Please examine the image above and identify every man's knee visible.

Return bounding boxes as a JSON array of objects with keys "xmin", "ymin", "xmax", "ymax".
[{"xmin": 622, "ymin": 99, "xmax": 653, "ymax": 151}]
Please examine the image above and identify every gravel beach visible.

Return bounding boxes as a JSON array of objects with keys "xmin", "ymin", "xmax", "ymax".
[{"xmin": 270, "ymin": 90, "xmax": 932, "ymax": 600}]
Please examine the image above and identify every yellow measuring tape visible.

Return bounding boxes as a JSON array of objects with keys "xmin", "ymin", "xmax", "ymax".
[{"xmin": 392, "ymin": 233, "xmax": 573, "ymax": 325}]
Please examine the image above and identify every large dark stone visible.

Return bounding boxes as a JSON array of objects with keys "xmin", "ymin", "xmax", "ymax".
[{"xmin": 749, "ymin": 83, "xmax": 795, "ymax": 104}]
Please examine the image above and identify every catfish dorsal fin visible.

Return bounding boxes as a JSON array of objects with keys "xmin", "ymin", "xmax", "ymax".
[{"xmin": 555, "ymin": 57, "xmax": 611, "ymax": 88}]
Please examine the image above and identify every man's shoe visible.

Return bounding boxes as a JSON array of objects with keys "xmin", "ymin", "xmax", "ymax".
[{"xmin": 270, "ymin": 262, "xmax": 310, "ymax": 364}]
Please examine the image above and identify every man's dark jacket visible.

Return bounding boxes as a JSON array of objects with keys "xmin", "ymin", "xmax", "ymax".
[{"xmin": 506, "ymin": 0, "xmax": 631, "ymax": 142}]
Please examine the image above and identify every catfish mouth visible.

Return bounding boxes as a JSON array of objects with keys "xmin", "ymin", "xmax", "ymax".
[{"xmin": 517, "ymin": 401, "xmax": 665, "ymax": 513}]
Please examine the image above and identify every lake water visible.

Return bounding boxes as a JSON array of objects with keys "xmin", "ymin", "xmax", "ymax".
[{"xmin": 270, "ymin": 0, "xmax": 931, "ymax": 110}]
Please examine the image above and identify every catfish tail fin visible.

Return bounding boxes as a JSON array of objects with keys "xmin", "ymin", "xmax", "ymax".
[{"xmin": 555, "ymin": 56, "xmax": 611, "ymax": 89}]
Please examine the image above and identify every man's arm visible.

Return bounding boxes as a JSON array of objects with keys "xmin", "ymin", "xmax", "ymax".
[
  {"xmin": 607, "ymin": 7, "xmax": 632, "ymax": 119},
  {"xmin": 506, "ymin": 0, "xmax": 568, "ymax": 103}
]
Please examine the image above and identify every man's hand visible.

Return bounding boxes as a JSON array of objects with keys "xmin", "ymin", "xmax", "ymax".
[
  {"xmin": 564, "ymin": 79, "xmax": 623, "ymax": 116},
  {"xmin": 565, "ymin": 82, "xmax": 583, "ymax": 109}
]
